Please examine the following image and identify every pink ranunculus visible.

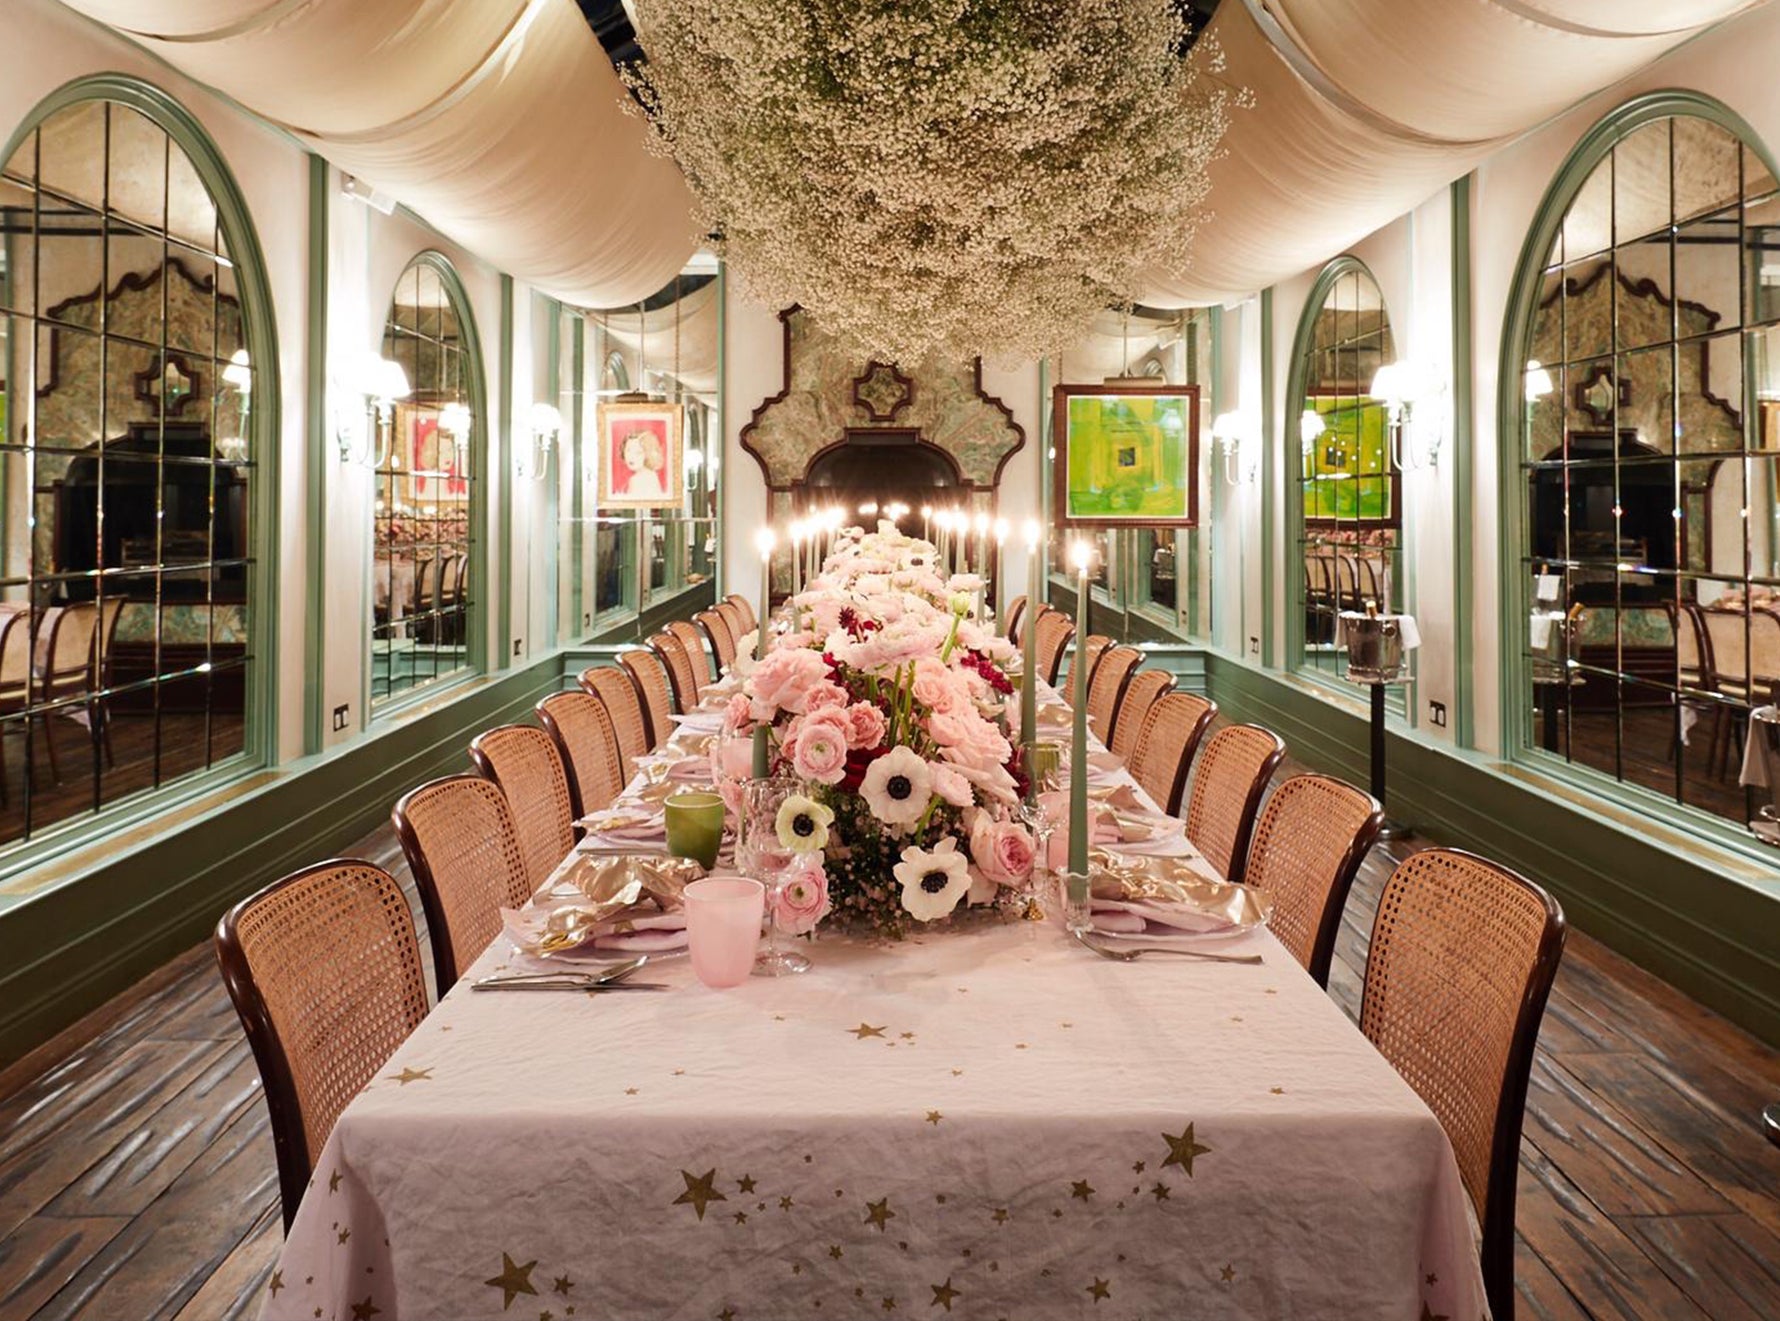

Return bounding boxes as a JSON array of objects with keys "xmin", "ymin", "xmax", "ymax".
[
  {"xmin": 930, "ymin": 762, "xmax": 974, "ymax": 808},
  {"xmin": 929, "ymin": 710, "xmax": 1011, "ymax": 773},
  {"xmin": 911, "ymin": 659, "xmax": 965, "ymax": 714},
  {"xmin": 791, "ymin": 716, "xmax": 851, "ymax": 784},
  {"xmin": 802, "ymin": 680, "xmax": 850, "ymax": 715},
  {"xmin": 842, "ymin": 701, "xmax": 887, "ymax": 751},
  {"xmin": 750, "ymin": 647, "xmax": 830, "ymax": 716},
  {"xmin": 773, "ymin": 861, "xmax": 832, "ymax": 935},
  {"xmin": 722, "ymin": 693, "xmax": 754, "ymax": 735},
  {"xmin": 970, "ymin": 814, "xmax": 1036, "ymax": 888}
]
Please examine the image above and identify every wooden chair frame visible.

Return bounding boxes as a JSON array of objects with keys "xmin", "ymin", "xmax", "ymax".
[{"xmin": 1184, "ymin": 723, "xmax": 1284, "ymax": 884}]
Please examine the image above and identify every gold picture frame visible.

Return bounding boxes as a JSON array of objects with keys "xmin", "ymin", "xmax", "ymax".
[{"xmin": 596, "ymin": 400, "xmax": 685, "ymax": 510}]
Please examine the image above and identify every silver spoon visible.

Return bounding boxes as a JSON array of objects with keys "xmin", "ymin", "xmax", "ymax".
[
  {"xmin": 1071, "ymin": 928, "xmax": 1263, "ymax": 966},
  {"xmin": 475, "ymin": 955, "xmax": 648, "ymax": 989}
]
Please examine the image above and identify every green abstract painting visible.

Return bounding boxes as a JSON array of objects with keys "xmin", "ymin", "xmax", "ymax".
[
  {"xmin": 1303, "ymin": 396, "xmax": 1393, "ymax": 521},
  {"xmin": 1056, "ymin": 388, "xmax": 1197, "ymax": 525}
]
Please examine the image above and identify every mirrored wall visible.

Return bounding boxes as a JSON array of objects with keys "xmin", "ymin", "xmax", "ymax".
[
  {"xmin": 371, "ymin": 255, "xmax": 478, "ymax": 703},
  {"xmin": 0, "ymin": 95, "xmax": 262, "ymax": 848},
  {"xmin": 556, "ymin": 267, "xmax": 720, "ymax": 644},
  {"xmin": 1048, "ymin": 306, "xmax": 1215, "ymax": 638},
  {"xmin": 1518, "ymin": 112, "xmax": 1780, "ymax": 828},
  {"xmin": 1291, "ymin": 261, "xmax": 1402, "ymax": 685}
]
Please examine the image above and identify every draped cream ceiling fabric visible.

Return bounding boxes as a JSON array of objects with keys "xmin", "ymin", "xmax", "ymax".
[
  {"xmin": 60, "ymin": 0, "xmax": 697, "ymax": 307},
  {"xmin": 595, "ymin": 279, "xmax": 721, "ymax": 398},
  {"xmin": 1143, "ymin": 0, "xmax": 1771, "ymax": 305}
]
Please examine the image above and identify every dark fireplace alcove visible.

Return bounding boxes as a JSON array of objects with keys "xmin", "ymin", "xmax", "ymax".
[{"xmin": 797, "ymin": 428, "xmax": 966, "ymax": 519}]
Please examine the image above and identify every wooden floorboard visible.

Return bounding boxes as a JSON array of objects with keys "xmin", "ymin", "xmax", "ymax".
[{"xmin": 2, "ymin": 749, "xmax": 1780, "ymax": 1318}]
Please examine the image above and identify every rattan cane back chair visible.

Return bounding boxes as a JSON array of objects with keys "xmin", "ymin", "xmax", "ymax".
[
  {"xmin": 619, "ymin": 648, "xmax": 675, "ymax": 749},
  {"xmin": 1184, "ymin": 724, "xmax": 1285, "ymax": 885},
  {"xmin": 667, "ymin": 619, "xmax": 716, "ymax": 691},
  {"xmin": 725, "ymin": 593, "xmax": 757, "ymax": 634},
  {"xmin": 579, "ymin": 665, "xmax": 649, "ymax": 782},
  {"xmin": 393, "ymin": 774, "xmax": 531, "ymax": 999},
  {"xmin": 216, "ymin": 859, "xmax": 428, "ymax": 1230},
  {"xmin": 648, "ymin": 631, "xmax": 699, "ymax": 712},
  {"xmin": 715, "ymin": 600, "xmax": 749, "ymax": 654},
  {"xmin": 1361, "ymin": 849, "xmax": 1565, "ymax": 1321},
  {"xmin": 1243, "ymin": 774, "xmax": 1382, "ymax": 987},
  {"xmin": 1032, "ymin": 609, "xmax": 1076, "ymax": 687},
  {"xmin": 1005, "ymin": 595, "xmax": 1028, "ymax": 643},
  {"xmin": 1085, "ymin": 645, "xmax": 1141, "ymax": 739},
  {"xmin": 468, "ymin": 724, "xmax": 577, "ymax": 890},
  {"xmin": 696, "ymin": 608, "xmax": 737, "ymax": 671},
  {"xmin": 1108, "ymin": 669, "xmax": 1174, "ymax": 762},
  {"xmin": 1062, "ymin": 634, "xmax": 1113, "ymax": 705},
  {"xmin": 536, "ymin": 690, "xmax": 625, "ymax": 818},
  {"xmin": 1127, "ymin": 692, "xmax": 1216, "ymax": 817}
]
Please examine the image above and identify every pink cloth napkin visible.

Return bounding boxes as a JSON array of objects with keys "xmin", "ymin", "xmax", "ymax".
[
  {"xmin": 1038, "ymin": 791, "xmax": 1121, "ymax": 870},
  {"xmin": 1089, "ymin": 897, "xmax": 1245, "ymax": 938}
]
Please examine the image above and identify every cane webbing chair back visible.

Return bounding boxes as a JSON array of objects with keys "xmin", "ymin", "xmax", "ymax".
[
  {"xmin": 619, "ymin": 649, "xmax": 675, "ymax": 749},
  {"xmin": 723, "ymin": 592, "xmax": 756, "ymax": 634},
  {"xmin": 648, "ymin": 631, "xmax": 698, "ymax": 712},
  {"xmin": 715, "ymin": 600, "xmax": 750, "ymax": 655},
  {"xmin": 469, "ymin": 724, "xmax": 576, "ymax": 891},
  {"xmin": 1005, "ymin": 595, "xmax": 1028, "ymax": 643},
  {"xmin": 696, "ymin": 608, "xmax": 737, "ymax": 671},
  {"xmin": 1184, "ymin": 724, "xmax": 1285, "ymax": 885},
  {"xmin": 1361, "ymin": 849, "xmax": 1566, "ymax": 1321},
  {"xmin": 1127, "ymin": 692, "xmax": 1216, "ymax": 817},
  {"xmin": 393, "ymin": 774, "xmax": 531, "ymax": 999},
  {"xmin": 1032, "ymin": 610, "xmax": 1076, "ymax": 687},
  {"xmin": 537, "ymin": 690, "xmax": 625, "ymax": 818},
  {"xmin": 1062, "ymin": 634, "xmax": 1113, "ymax": 704},
  {"xmin": 1244, "ymin": 775, "xmax": 1382, "ymax": 987},
  {"xmin": 579, "ymin": 665, "xmax": 649, "ymax": 782},
  {"xmin": 1085, "ymin": 645, "xmax": 1141, "ymax": 739},
  {"xmin": 667, "ymin": 619, "xmax": 716, "ymax": 690},
  {"xmin": 1109, "ymin": 669, "xmax": 1174, "ymax": 762},
  {"xmin": 216, "ymin": 860, "xmax": 428, "ymax": 1231}
]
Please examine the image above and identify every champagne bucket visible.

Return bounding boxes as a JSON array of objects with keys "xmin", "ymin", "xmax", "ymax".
[
  {"xmin": 1529, "ymin": 611, "xmax": 1577, "ymax": 685},
  {"xmin": 1754, "ymin": 707, "xmax": 1780, "ymax": 818},
  {"xmin": 1342, "ymin": 614, "xmax": 1407, "ymax": 684}
]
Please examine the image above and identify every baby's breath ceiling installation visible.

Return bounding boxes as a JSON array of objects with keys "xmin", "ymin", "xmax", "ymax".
[{"xmin": 624, "ymin": 0, "xmax": 1243, "ymax": 364}]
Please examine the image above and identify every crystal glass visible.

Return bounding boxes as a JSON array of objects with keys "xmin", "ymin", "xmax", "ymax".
[
  {"xmin": 1062, "ymin": 870, "xmax": 1095, "ymax": 936},
  {"xmin": 1015, "ymin": 744, "xmax": 1063, "ymax": 919},
  {"xmin": 735, "ymin": 775, "xmax": 811, "ymax": 976},
  {"xmin": 685, "ymin": 876, "xmax": 765, "ymax": 988}
]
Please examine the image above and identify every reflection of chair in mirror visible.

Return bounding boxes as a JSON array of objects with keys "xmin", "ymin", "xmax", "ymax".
[
  {"xmin": 1359, "ymin": 553, "xmax": 1386, "ymax": 608},
  {"xmin": 0, "ymin": 611, "xmax": 33, "ymax": 804},
  {"xmin": 1335, "ymin": 553, "xmax": 1362, "ymax": 614},
  {"xmin": 88, "ymin": 596, "xmax": 126, "ymax": 768},
  {"xmin": 33, "ymin": 604, "xmax": 102, "ymax": 783},
  {"xmin": 1304, "ymin": 554, "xmax": 1335, "ymax": 646}
]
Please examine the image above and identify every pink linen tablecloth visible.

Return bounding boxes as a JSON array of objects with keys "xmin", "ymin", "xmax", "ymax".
[{"xmin": 262, "ymin": 683, "xmax": 1487, "ymax": 1321}]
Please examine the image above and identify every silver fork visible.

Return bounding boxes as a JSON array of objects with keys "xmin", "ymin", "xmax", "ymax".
[
  {"xmin": 1071, "ymin": 928, "xmax": 1263, "ymax": 966},
  {"xmin": 475, "ymin": 955, "xmax": 648, "ymax": 989}
]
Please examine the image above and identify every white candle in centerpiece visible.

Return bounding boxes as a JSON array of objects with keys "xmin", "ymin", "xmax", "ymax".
[
  {"xmin": 1068, "ymin": 539, "xmax": 1093, "ymax": 877},
  {"xmin": 993, "ymin": 517, "xmax": 1009, "ymax": 618}
]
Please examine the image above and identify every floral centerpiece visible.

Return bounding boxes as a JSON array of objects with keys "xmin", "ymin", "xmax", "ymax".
[{"xmin": 715, "ymin": 525, "xmax": 1039, "ymax": 938}]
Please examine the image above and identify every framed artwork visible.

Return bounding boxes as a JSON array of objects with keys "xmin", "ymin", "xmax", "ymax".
[
  {"xmin": 598, "ymin": 400, "xmax": 684, "ymax": 509},
  {"xmin": 1302, "ymin": 393, "xmax": 1398, "ymax": 526},
  {"xmin": 1051, "ymin": 383, "xmax": 1199, "ymax": 528}
]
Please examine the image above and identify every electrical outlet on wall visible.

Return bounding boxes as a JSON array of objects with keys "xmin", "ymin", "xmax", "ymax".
[
  {"xmin": 1429, "ymin": 700, "xmax": 1447, "ymax": 728},
  {"xmin": 332, "ymin": 704, "xmax": 349, "ymax": 732},
  {"xmin": 514, "ymin": 638, "xmax": 524, "ymax": 657},
  {"xmin": 1249, "ymin": 636, "xmax": 1260, "ymax": 656}
]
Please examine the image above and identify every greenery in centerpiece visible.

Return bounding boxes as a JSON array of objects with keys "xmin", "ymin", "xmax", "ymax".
[{"xmin": 713, "ymin": 527, "xmax": 1039, "ymax": 937}]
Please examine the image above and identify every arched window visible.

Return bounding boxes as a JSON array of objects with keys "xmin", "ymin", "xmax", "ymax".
[
  {"xmin": 1287, "ymin": 258, "xmax": 1402, "ymax": 688},
  {"xmin": 0, "ymin": 79, "xmax": 277, "ymax": 853},
  {"xmin": 371, "ymin": 253, "xmax": 483, "ymax": 704},
  {"xmin": 1503, "ymin": 95, "xmax": 1780, "ymax": 831}
]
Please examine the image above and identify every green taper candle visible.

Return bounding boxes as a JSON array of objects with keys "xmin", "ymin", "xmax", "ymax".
[
  {"xmin": 1069, "ymin": 546, "xmax": 1091, "ymax": 876},
  {"xmin": 1021, "ymin": 524, "xmax": 1040, "ymax": 801}
]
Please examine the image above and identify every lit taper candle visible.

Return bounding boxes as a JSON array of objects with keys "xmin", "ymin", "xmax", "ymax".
[
  {"xmin": 753, "ymin": 526, "xmax": 775, "ymax": 777},
  {"xmin": 1021, "ymin": 518, "xmax": 1041, "ymax": 801},
  {"xmin": 1069, "ymin": 539, "xmax": 1092, "ymax": 876}
]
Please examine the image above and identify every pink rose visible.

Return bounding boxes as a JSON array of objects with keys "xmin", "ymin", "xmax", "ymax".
[
  {"xmin": 931, "ymin": 763, "xmax": 974, "ymax": 808},
  {"xmin": 791, "ymin": 717, "xmax": 850, "ymax": 784},
  {"xmin": 912, "ymin": 660, "xmax": 965, "ymax": 714},
  {"xmin": 773, "ymin": 861, "xmax": 831, "ymax": 935},
  {"xmin": 970, "ymin": 814, "xmax": 1036, "ymax": 887},
  {"xmin": 842, "ymin": 702, "xmax": 887, "ymax": 750},
  {"xmin": 722, "ymin": 693, "xmax": 754, "ymax": 735},
  {"xmin": 750, "ymin": 647, "xmax": 829, "ymax": 717},
  {"xmin": 802, "ymin": 680, "xmax": 850, "ymax": 714}
]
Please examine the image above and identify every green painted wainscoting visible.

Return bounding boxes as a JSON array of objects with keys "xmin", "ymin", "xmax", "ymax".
[
  {"xmin": 1189, "ymin": 650, "xmax": 1780, "ymax": 1049},
  {"xmin": 0, "ymin": 655, "xmax": 572, "ymax": 1069}
]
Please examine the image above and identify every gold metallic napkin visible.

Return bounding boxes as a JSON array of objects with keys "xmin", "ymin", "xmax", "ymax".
[
  {"xmin": 1088, "ymin": 849, "xmax": 1271, "ymax": 929},
  {"xmin": 549, "ymin": 853, "xmax": 701, "ymax": 922}
]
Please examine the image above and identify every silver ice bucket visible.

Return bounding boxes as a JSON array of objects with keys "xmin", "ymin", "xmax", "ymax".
[
  {"xmin": 1529, "ymin": 610, "xmax": 1578, "ymax": 686},
  {"xmin": 1752, "ymin": 707, "xmax": 1780, "ymax": 820},
  {"xmin": 1342, "ymin": 613, "xmax": 1407, "ymax": 684}
]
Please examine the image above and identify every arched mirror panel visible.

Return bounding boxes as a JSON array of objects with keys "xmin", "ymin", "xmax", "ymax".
[
  {"xmin": 1290, "ymin": 260, "xmax": 1402, "ymax": 687},
  {"xmin": 371, "ymin": 254, "xmax": 480, "ymax": 703},
  {"xmin": 1512, "ymin": 105, "xmax": 1780, "ymax": 830},
  {"xmin": 0, "ymin": 87, "xmax": 271, "ymax": 850}
]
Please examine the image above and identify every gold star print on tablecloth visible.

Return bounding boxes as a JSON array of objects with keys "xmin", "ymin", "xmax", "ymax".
[
  {"xmin": 925, "ymin": 1111, "xmax": 943, "ymax": 1126},
  {"xmin": 1220, "ymin": 1264, "xmax": 1236, "ymax": 1283},
  {"xmin": 718, "ymin": 1308, "xmax": 736, "ymax": 1321},
  {"xmin": 350, "ymin": 1296, "xmax": 380, "ymax": 1321},
  {"xmin": 1071, "ymin": 1180, "xmax": 1094, "ymax": 1200},
  {"xmin": 930, "ymin": 1279, "xmax": 961, "ymax": 1312},
  {"xmin": 328, "ymin": 1170, "xmax": 342, "ymax": 1193},
  {"xmin": 1162, "ymin": 1123, "xmax": 1212, "ymax": 1177},
  {"xmin": 1086, "ymin": 1278, "xmax": 1111, "ymax": 1303},
  {"xmin": 386, "ymin": 1067, "xmax": 432, "ymax": 1085},
  {"xmin": 737, "ymin": 1174, "xmax": 757, "ymax": 1193},
  {"xmin": 864, "ymin": 1197, "xmax": 896, "ymax": 1232},
  {"xmin": 828, "ymin": 1245, "xmax": 844, "ymax": 1260},
  {"xmin": 1151, "ymin": 1182, "xmax": 1171, "ymax": 1202},
  {"xmin": 850, "ymin": 1023, "xmax": 887, "ymax": 1039},
  {"xmin": 1419, "ymin": 1306, "xmax": 1448, "ymax": 1321},
  {"xmin": 267, "ymin": 1271, "xmax": 284, "ymax": 1298},
  {"xmin": 553, "ymin": 1276, "xmax": 573, "ymax": 1296},
  {"xmin": 673, "ymin": 1170, "xmax": 728, "ymax": 1221},
  {"xmin": 991, "ymin": 1208, "xmax": 1009, "ymax": 1225},
  {"xmin": 336, "ymin": 1227, "xmax": 351, "ymax": 1244},
  {"xmin": 780, "ymin": 1196, "xmax": 794, "ymax": 1210},
  {"xmin": 485, "ymin": 1254, "xmax": 539, "ymax": 1310}
]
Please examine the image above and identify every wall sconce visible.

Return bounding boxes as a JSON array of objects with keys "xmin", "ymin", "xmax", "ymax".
[
  {"xmin": 1210, "ymin": 410, "xmax": 1258, "ymax": 485},
  {"xmin": 519, "ymin": 401, "xmax": 562, "ymax": 480},
  {"xmin": 1524, "ymin": 359, "xmax": 1555, "ymax": 402},
  {"xmin": 1299, "ymin": 408, "xmax": 1326, "ymax": 459},
  {"xmin": 335, "ymin": 351, "xmax": 410, "ymax": 467},
  {"xmin": 1369, "ymin": 361, "xmax": 1447, "ymax": 471}
]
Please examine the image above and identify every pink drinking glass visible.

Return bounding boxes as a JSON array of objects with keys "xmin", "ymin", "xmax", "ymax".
[{"xmin": 685, "ymin": 876, "xmax": 765, "ymax": 989}]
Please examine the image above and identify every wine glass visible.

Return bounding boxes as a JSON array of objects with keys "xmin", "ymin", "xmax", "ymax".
[
  {"xmin": 1016, "ymin": 742, "xmax": 1064, "ymax": 918},
  {"xmin": 736, "ymin": 775, "xmax": 810, "ymax": 976}
]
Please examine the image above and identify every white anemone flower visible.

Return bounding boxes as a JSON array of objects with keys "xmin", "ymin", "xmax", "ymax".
[
  {"xmin": 775, "ymin": 795, "xmax": 835, "ymax": 854},
  {"xmin": 894, "ymin": 837, "xmax": 972, "ymax": 922},
  {"xmin": 859, "ymin": 746, "xmax": 932, "ymax": 827}
]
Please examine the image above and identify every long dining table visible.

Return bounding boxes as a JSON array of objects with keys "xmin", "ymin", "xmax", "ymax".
[{"xmin": 263, "ymin": 683, "xmax": 1488, "ymax": 1321}]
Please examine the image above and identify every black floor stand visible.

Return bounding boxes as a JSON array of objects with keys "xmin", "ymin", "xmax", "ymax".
[{"xmin": 1369, "ymin": 681, "xmax": 1411, "ymax": 840}]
